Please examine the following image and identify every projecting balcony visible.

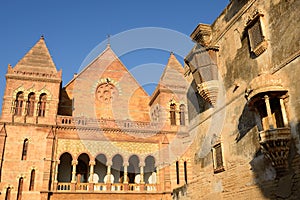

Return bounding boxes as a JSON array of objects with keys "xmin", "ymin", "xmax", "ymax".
[
  {"xmin": 56, "ymin": 182, "xmax": 158, "ymax": 192},
  {"xmin": 258, "ymin": 127, "xmax": 291, "ymax": 171}
]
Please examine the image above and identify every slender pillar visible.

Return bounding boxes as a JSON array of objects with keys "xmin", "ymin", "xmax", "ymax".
[
  {"xmin": 156, "ymin": 167, "xmax": 159, "ymax": 184},
  {"xmin": 53, "ymin": 160, "xmax": 59, "ymax": 191},
  {"xmin": 140, "ymin": 164, "xmax": 145, "ymax": 184},
  {"xmin": 106, "ymin": 164, "xmax": 111, "ymax": 183},
  {"xmin": 54, "ymin": 160, "xmax": 59, "ymax": 183},
  {"xmin": 89, "ymin": 160, "xmax": 95, "ymax": 183},
  {"xmin": 123, "ymin": 162, "xmax": 129, "ymax": 184},
  {"xmin": 264, "ymin": 95, "xmax": 274, "ymax": 129},
  {"xmin": 71, "ymin": 160, "xmax": 77, "ymax": 183},
  {"xmin": 280, "ymin": 98, "xmax": 289, "ymax": 127}
]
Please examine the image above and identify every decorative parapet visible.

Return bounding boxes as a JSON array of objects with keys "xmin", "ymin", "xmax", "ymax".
[
  {"xmin": 259, "ymin": 127, "xmax": 291, "ymax": 171},
  {"xmin": 190, "ymin": 24, "xmax": 212, "ymax": 46},
  {"xmin": 56, "ymin": 115, "xmax": 163, "ymax": 132}
]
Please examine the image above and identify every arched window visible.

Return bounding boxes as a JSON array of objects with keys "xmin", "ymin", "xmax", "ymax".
[
  {"xmin": 26, "ymin": 92, "xmax": 35, "ymax": 116},
  {"xmin": 38, "ymin": 93, "xmax": 47, "ymax": 117},
  {"xmin": 170, "ymin": 103, "xmax": 176, "ymax": 125},
  {"xmin": 5, "ymin": 187, "xmax": 11, "ymax": 200},
  {"xmin": 21, "ymin": 139, "xmax": 29, "ymax": 160},
  {"xmin": 179, "ymin": 104, "xmax": 185, "ymax": 126},
  {"xmin": 17, "ymin": 177, "xmax": 23, "ymax": 200},
  {"xmin": 176, "ymin": 161, "xmax": 179, "ymax": 184},
  {"xmin": 15, "ymin": 92, "xmax": 24, "ymax": 116},
  {"xmin": 29, "ymin": 169, "xmax": 35, "ymax": 191},
  {"xmin": 184, "ymin": 161, "xmax": 187, "ymax": 184}
]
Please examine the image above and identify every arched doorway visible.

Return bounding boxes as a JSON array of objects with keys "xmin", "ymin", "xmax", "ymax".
[
  {"xmin": 76, "ymin": 153, "xmax": 90, "ymax": 183},
  {"xmin": 58, "ymin": 153, "xmax": 72, "ymax": 182},
  {"xmin": 144, "ymin": 155, "xmax": 156, "ymax": 184},
  {"xmin": 111, "ymin": 154, "xmax": 124, "ymax": 183},
  {"xmin": 128, "ymin": 155, "xmax": 140, "ymax": 183},
  {"xmin": 94, "ymin": 154, "xmax": 107, "ymax": 183}
]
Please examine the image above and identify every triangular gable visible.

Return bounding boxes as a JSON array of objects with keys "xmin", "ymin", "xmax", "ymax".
[
  {"xmin": 13, "ymin": 36, "xmax": 58, "ymax": 73},
  {"xmin": 63, "ymin": 45, "xmax": 150, "ymax": 121}
]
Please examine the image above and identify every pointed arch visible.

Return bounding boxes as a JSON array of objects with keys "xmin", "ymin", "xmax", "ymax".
[
  {"xmin": 179, "ymin": 104, "xmax": 186, "ymax": 126},
  {"xmin": 17, "ymin": 177, "xmax": 23, "ymax": 200},
  {"xmin": 38, "ymin": 93, "xmax": 47, "ymax": 117},
  {"xmin": 21, "ymin": 139, "xmax": 29, "ymax": 160},
  {"xmin": 5, "ymin": 187, "xmax": 11, "ymax": 200},
  {"xmin": 26, "ymin": 92, "xmax": 36, "ymax": 116},
  {"xmin": 29, "ymin": 169, "xmax": 35, "ymax": 191},
  {"xmin": 170, "ymin": 103, "xmax": 176, "ymax": 125},
  {"xmin": 15, "ymin": 91, "xmax": 24, "ymax": 116}
]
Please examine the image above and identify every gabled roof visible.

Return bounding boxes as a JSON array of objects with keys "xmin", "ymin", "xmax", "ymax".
[
  {"xmin": 159, "ymin": 52, "xmax": 184, "ymax": 83},
  {"xmin": 13, "ymin": 36, "xmax": 58, "ymax": 73}
]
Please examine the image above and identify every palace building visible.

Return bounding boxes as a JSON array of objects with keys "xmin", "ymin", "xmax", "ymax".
[{"xmin": 1, "ymin": 0, "xmax": 300, "ymax": 200}]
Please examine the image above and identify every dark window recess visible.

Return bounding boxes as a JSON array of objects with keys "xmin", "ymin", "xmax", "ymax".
[
  {"xmin": 21, "ymin": 139, "xmax": 29, "ymax": 160},
  {"xmin": 17, "ymin": 177, "xmax": 23, "ymax": 200},
  {"xmin": 213, "ymin": 143, "xmax": 225, "ymax": 173},
  {"xmin": 29, "ymin": 169, "xmax": 35, "ymax": 191},
  {"xmin": 184, "ymin": 161, "xmax": 188, "ymax": 184},
  {"xmin": 5, "ymin": 187, "xmax": 11, "ymax": 200},
  {"xmin": 248, "ymin": 19, "xmax": 264, "ymax": 50},
  {"xmin": 176, "ymin": 161, "xmax": 180, "ymax": 184},
  {"xmin": 179, "ymin": 104, "xmax": 185, "ymax": 126},
  {"xmin": 170, "ymin": 103, "xmax": 176, "ymax": 125}
]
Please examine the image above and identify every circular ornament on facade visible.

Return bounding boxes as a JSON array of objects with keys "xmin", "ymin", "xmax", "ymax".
[{"xmin": 96, "ymin": 83, "xmax": 118, "ymax": 103}]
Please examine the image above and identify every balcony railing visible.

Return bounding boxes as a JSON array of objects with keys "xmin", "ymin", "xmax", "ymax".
[
  {"xmin": 56, "ymin": 115, "xmax": 162, "ymax": 131},
  {"xmin": 56, "ymin": 182, "xmax": 158, "ymax": 192}
]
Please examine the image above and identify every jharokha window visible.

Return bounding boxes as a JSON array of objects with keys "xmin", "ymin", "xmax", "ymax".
[
  {"xmin": 26, "ymin": 92, "xmax": 35, "ymax": 116},
  {"xmin": 170, "ymin": 103, "xmax": 176, "ymax": 125},
  {"xmin": 254, "ymin": 94, "xmax": 288, "ymax": 131},
  {"xmin": 38, "ymin": 93, "xmax": 47, "ymax": 117},
  {"xmin": 15, "ymin": 91, "xmax": 24, "ymax": 116},
  {"xmin": 21, "ymin": 139, "xmax": 29, "ymax": 160},
  {"xmin": 246, "ymin": 12, "xmax": 267, "ymax": 56},
  {"xmin": 212, "ymin": 143, "xmax": 225, "ymax": 173}
]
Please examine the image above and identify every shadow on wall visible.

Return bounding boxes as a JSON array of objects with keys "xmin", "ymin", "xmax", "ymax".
[
  {"xmin": 236, "ymin": 105, "xmax": 257, "ymax": 142},
  {"xmin": 187, "ymin": 80, "xmax": 212, "ymax": 122},
  {"xmin": 249, "ymin": 121, "xmax": 300, "ymax": 199}
]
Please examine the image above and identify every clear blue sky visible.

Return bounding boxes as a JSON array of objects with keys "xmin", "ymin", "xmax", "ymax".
[{"xmin": 0, "ymin": 1, "xmax": 229, "ymax": 114}]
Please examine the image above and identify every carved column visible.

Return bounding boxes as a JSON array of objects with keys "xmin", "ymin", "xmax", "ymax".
[
  {"xmin": 106, "ymin": 162, "xmax": 112, "ymax": 191},
  {"xmin": 123, "ymin": 162, "xmax": 129, "ymax": 191},
  {"xmin": 264, "ymin": 95, "xmax": 274, "ymax": 129},
  {"xmin": 280, "ymin": 98, "xmax": 289, "ymax": 127},
  {"xmin": 140, "ymin": 162, "xmax": 145, "ymax": 191},
  {"xmin": 71, "ymin": 160, "xmax": 77, "ymax": 191},
  {"xmin": 89, "ymin": 160, "xmax": 95, "ymax": 191}
]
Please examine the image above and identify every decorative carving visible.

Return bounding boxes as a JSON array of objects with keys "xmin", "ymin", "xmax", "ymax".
[
  {"xmin": 197, "ymin": 80, "xmax": 219, "ymax": 105},
  {"xmin": 259, "ymin": 128, "xmax": 291, "ymax": 171},
  {"xmin": 190, "ymin": 24, "xmax": 212, "ymax": 46}
]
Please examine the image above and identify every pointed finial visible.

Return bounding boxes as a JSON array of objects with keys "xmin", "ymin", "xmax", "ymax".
[{"xmin": 107, "ymin": 34, "xmax": 111, "ymax": 47}]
